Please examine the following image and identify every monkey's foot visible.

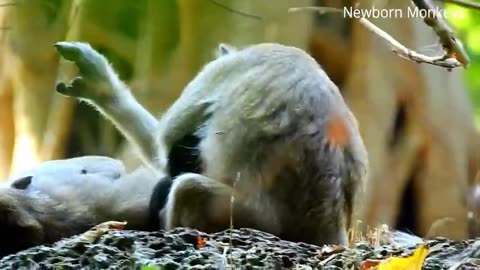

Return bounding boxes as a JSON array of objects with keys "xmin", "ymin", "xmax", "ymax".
[{"xmin": 55, "ymin": 41, "xmax": 117, "ymax": 101}]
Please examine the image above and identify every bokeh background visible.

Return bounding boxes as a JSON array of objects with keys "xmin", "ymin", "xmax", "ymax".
[{"xmin": 0, "ymin": 0, "xmax": 479, "ymax": 240}]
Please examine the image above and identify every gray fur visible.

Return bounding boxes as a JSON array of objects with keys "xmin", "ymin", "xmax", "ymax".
[
  {"xmin": 0, "ymin": 156, "xmax": 160, "ymax": 257},
  {"xmin": 55, "ymin": 42, "xmax": 369, "ymax": 246}
]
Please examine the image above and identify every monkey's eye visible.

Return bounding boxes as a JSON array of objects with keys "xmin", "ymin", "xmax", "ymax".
[{"xmin": 11, "ymin": 176, "xmax": 33, "ymax": 190}]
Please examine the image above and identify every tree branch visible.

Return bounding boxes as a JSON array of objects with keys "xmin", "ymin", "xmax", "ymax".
[
  {"xmin": 412, "ymin": 0, "xmax": 470, "ymax": 67},
  {"xmin": 0, "ymin": 2, "xmax": 19, "ymax": 7},
  {"xmin": 288, "ymin": 6, "xmax": 463, "ymax": 70},
  {"xmin": 209, "ymin": 0, "xmax": 262, "ymax": 20},
  {"xmin": 358, "ymin": 17, "xmax": 461, "ymax": 69}
]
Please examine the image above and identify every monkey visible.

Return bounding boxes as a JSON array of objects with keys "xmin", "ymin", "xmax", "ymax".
[
  {"xmin": 0, "ymin": 156, "xmax": 164, "ymax": 257},
  {"xmin": 54, "ymin": 41, "xmax": 369, "ymax": 246}
]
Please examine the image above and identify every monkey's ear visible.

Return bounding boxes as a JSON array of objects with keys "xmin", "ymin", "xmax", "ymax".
[
  {"xmin": 217, "ymin": 43, "xmax": 238, "ymax": 57},
  {"xmin": 11, "ymin": 176, "xmax": 33, "ymax": 190}
]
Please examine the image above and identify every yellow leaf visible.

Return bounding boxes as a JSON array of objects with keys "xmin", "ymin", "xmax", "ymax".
[{"xmin": 377, "ymin": 244, "xmax": 429, "ymax": 270}]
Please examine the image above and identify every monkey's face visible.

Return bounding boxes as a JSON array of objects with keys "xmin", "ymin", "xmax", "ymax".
[{"xmin": 0, "ymin": 188, "xmax": 44, "ymax": 258}]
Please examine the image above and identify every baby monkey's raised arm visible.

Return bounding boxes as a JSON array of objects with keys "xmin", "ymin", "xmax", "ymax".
[{"xmin": 55, "ymin": 42, "xmax": 162, "ymax": 172}]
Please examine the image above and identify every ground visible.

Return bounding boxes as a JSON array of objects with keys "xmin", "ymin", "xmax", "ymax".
[{"xmin": 0, "ymin": 227, "xmax": 479, "ymax": 269}]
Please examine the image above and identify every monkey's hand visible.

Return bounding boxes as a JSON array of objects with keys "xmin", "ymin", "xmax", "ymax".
[{"xmin": 54, "ymin": 41, "xmax": 120, "ymax": 104}]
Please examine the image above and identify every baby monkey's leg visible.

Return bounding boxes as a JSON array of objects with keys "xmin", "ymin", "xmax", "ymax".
[
  {"xmin": 163, "ymin": 173, "xmax": 278, "ymax": 234},
  {"xmin": 54, "ymin": 42, "xmax": 163, "ymax": 171}
]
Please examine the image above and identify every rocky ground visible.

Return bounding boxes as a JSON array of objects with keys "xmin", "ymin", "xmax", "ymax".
[{"xmin": 0, "ymin": 227, "xmax": 479, "ymax": 269}]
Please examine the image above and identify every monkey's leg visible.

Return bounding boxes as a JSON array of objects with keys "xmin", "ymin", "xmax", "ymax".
[
  {"xmin": 162, "ymin": 173, "xmax": 279, "ymax": 234},
  {"xmin": 54, "ymin": 42, "xmax": 161, "ymax": 170}
]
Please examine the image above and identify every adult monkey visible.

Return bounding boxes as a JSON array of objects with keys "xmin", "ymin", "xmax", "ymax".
[{"xmin": 55, "ymin": 41, "xmax": 368, "ymax": 246}]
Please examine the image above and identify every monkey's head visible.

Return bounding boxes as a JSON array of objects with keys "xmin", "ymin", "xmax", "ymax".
[
  {"xmin": 0, "ymin": 156, "xmax": 126, "ymax": 258},
  {"xmin": 0, "ymin": 186, "xmax": 44, "ymax": 258},
  {"xmin": 0, "ymin": 174, "xmax": 99, "ymax": 258}
]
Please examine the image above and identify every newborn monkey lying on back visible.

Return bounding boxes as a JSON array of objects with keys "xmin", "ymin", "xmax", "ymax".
[
  {"xmin": 55, "ymin": 42, "xmax": 369, "ymax": 246},
  {"xmin": 0, "ymin": 156, "xmax": 162, "ymax": 257}
]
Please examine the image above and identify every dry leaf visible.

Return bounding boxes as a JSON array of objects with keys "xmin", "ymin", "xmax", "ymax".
[
  {"xmin": 321, "ymin": 245, "xmax": 346, "ymax": 256},
  {"xmin": 77, "ymin": 221, "xmax": 127, "ymax": 243},
  {"xmin": 196, "ymin": 237, "xmax": 208, "ymax": 249},
  {"xmin": 360, "ymin": 259, "xmax": 381, "ymax": 270},
  {"xmin": 377, "ymin": 244, "xmax": 429, "ymax": 270}
]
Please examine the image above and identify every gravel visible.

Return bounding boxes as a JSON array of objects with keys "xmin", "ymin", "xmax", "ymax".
[{"xmin": 1, "ymin": 227, "xmax": 479, "ymax": 269}]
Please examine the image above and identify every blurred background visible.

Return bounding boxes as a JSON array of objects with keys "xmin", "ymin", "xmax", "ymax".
[{"xmin": 0, "ymin": 0, "xmax": 479, "ymax": 241}]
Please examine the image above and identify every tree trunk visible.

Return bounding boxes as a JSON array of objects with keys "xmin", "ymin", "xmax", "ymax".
[
  {"xmin": 0, "ymin": 5, "xmax": 14, "ymax": 179},
  {"xmin": 0, "ymin": 0, "xmax": 72, "ymax": 176},
  {"xmin": 309, "ymin": 1, "xmax": 475, "ymax": 239}
]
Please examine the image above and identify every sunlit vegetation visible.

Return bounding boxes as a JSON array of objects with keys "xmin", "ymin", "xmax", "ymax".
[{"xmin": 446, "ymin": 1, "xmax": 480, "ymax": 127}]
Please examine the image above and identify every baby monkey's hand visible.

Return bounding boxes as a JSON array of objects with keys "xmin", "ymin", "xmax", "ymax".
[{"xmin": 55, "ymin": 41, "xmax": 119, "ymax": 103}]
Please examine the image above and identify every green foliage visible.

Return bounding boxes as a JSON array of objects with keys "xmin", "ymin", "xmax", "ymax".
[
  {"xmin": 41, "ymin": 0, "xmax": 64, "ymax": 25},
  {"xmin": 141, "ymin": 266, "xmax": 161, "ymax": 270},
  {"xmin": 446, "ymin": 2, "xmax": 480, "ymax": 127}
]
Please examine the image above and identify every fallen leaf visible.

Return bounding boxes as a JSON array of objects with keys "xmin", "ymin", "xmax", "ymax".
[
  {"xmin": 377, "ymin": 244, "xmax": 429, "ymax": 270},
  {"xmin": 360, "ymin": 259, "xmax": 381, "ymax": 270},
  {"xmin": 196, "ymin": 236, "xmax": 208, "ymax": 249},
  {"xmin": 77, "ymin": 221, "xmax": 127, "ymax": 243},
  {"xmin": 321, "ymin": 244, "xmax": 346, "ymax": 256}
]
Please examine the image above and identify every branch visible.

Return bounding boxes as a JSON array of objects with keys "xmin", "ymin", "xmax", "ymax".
[
  {"xmin": 412, "ymin": 0, "xmax": 470, "ymax": 67},
  {"xmin": 0, "ymin": 2, "xmax": 19, "ymax": 7},
  {"xmin": 288, "ymin": 6, "xmax": 462, "ymax": 70},
  {"xmin": 209, "ymin": 0, "xmax": 262, "ymax": 20},
  {"xmin": 289, "ymin": 6, "xmax": 344, "ymax": 15},
  {"xmin": 358, "ymin": 17, "xmax": 461, "ymax": 69},
  {"xmin": 434, "ymin": 0, "xmax": 480, "ymax": 10}
]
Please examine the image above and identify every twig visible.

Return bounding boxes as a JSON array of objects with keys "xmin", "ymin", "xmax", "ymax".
[
  {"xmin": 288, "ymin": 6, "xmax": 343, "ymax": 15},
  {"xmin": 412, "ymin": 0, "xmax": 470, "ymax": 66},
  {"xmin": 288, "ymin": 6, "xmax": 463, "ymax": 70},
  {"xmin": 0, "ymin": 1, "xmax": 19, "ymax": 7},
  {"xmin": 209, "ymin": 0, "xmax": 262, "ymax": 21},
  {"xmin": 435, "ymin": 0, "xmax": 480, "ymax": 10},
  {"xmin": 227, "ymin": 171, "xmax": 241, "ymax": 269},
  {"xmin": 358, "ymin": 17, "xmax": 462, "ymax": 69}
]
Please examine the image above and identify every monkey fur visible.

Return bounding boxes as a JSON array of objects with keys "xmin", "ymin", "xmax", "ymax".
[
  {"xmin": 0, "ymin": 156, "xmax": 163, "ymax": 257},
  {"xmin": 55, "ymin": 41, "xmax": 369, "ymax": 246}
]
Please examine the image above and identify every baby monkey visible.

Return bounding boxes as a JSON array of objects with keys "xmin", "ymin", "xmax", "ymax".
[
  {"xmin": 0, "ymin": 156, "xmax": 162, "ymax": 257},
  {"xmin": 55, "ymin": 41, "xmax": 368, "ymax": 246}
]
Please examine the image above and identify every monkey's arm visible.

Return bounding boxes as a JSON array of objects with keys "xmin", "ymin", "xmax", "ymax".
[{"xmin": 54, "ymin": 42, "xmax": 160, "ymax": 170}]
